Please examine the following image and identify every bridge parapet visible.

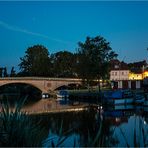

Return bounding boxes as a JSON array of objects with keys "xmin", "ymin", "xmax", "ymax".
[{"xmin": 0, "ymin": 77, "xmax": 81, "ymax": 81}]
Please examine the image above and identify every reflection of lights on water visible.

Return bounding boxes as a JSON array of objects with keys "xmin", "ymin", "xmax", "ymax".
[
  {"xmin": 115, "ymin": 118, "xmax": 121, "ymax": 122},
  {"xmin": 98, "ymin": 106, "xmax": 103, "ymax": 109},
  {"xmin": 144, "ymin": 120, "xmax": 147, "ymax": 125}
]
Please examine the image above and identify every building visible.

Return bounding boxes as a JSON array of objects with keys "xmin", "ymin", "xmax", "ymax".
[
  {"xmin": 110, "ymin": 60, "xmax": 130, "ymax": 89},
  {"xmin": 110, "ymin": 60, "xmax": 147, "ymax": 89},
  {"xmin": 129, "ymin": 72, "xmax": 142, "ymax": 80}
]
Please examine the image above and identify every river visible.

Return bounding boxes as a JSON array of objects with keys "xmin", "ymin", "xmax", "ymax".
[
  {"xmin": 30, "ymin": 101, "xmax": 148, "ymax": 147},
  {"xmin": 0, "ymin": 92, "xmax": 148, "ymax": 147}
]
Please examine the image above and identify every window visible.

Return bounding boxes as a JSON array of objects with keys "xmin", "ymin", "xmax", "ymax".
[
  {"xmin": 112, "ymin": 72, "xmax": 114, "ymax": 75},
  {"xmin": 115, "ymin": 65, "xmax": 119, "ymax": 69},
  {"xmin": 122, "ymin": 72, "xmax": 124, "ymax": 75},
  {"xmin": 115, "ymin": 72, "xmax": 117, "ymax": 76}
]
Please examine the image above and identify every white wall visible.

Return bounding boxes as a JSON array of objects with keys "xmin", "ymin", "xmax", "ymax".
[
  {"xmin": 118, "ymin": 81, "xmax": 122, "ymax": 89},
  {"xmin": 136, "ymin": 81, "xmax": 141, "ymax": 89},
  {"xmin": 110, "ymin": 70, "xmax": 130, "ymax": 81},
  {"xmin": 128, "ymin": 81, "xmax": 131, "ymax": 89}
]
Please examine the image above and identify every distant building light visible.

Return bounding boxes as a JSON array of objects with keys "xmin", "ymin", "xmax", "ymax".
[{"xmin": 129, "ymin": 72, "xmax": 142, "ymax": 80}]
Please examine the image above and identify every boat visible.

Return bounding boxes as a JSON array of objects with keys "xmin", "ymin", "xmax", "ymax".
[
  {"xmin": 103, "ymin": 110, "xmax": 124, "ymax": 117},
  {"xmin": 133, "ymin": 92, "xmax": 145, "ymax": 104},
  {"xmin": 104, "ymin": 90, "xmax": 134, "ymax": 106},
  {"xmin": 56, "ymin": 90, "xmax": 69, "ymax": 100},
  {"xmin": 144, "ymin": 98, "xmax": 148, "ymax": 112},
  {"xmin": 114, "ymin": 104, "xmax": 134, "ymax": 110}
]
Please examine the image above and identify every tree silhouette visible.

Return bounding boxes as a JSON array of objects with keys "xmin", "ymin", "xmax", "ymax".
[
  {"xmin": 3, "ymin": 67, "xmax": 8, "ymax": 77},
  {"xmin": 19, "ymin": 45, "xmax": 52, "ymax": 76},
  {"xmin": 77, "ymin": 36, "xmax": 118, "ymax": 89},
  {"xmin": 51, "ymin": 51, "xmax": 76, "ymax": 77},
  {"xmin": 0, "ymin": 67, "xmax": 3, "ymax": 77},
  {"xmin": 10, "ymin": 67, "xmax": 16, "ymax": 77}
]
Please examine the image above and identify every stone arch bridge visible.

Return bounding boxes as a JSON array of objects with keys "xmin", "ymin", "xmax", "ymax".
[{"xmin": 0, "ymin": 77, "xmax": 82, "ymax": 94}]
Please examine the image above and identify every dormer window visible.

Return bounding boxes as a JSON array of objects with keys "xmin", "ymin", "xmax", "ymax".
[{"xmin": 115, "ymin": 65, "xmax": 119, "ymax": 69}]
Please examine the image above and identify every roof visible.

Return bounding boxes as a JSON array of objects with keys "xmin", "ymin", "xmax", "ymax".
[
  {"xmin": 130, "ymin": 68, "xmax": 143, "ymax": 74},
  {"xmin": 110, "ymin": 59, "xmax": 129, "ymax": 70},
  {"xmin": 128, "ymin": 60, "xmax": 147, "ymax": 68}
]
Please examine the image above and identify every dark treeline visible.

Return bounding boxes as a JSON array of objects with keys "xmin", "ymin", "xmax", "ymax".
[
  {"xmin": 1, "ymin": 36, "xmax": 118, "ymax": 86},
  {"xmin": 0, "ymin": 67, "xmax": 16, "ymax": 77}
]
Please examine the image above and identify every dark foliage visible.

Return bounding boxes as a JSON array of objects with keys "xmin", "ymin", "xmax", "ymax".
[{"xmin": 19, "ymin": 45, "xmax": 52, "ymax": 77}]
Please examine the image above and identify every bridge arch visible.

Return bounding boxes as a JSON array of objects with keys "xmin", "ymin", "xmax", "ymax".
[
  {"xmin": 0, "ymin": 82, "xmax": 43, "ymax": 93},
  {"xmin": 54, "ymin": 85, "xmax": 69, "ymax": 90},
  {"xmin": 54, "ymin": 83, "xmax": 82, "ymax": 91},
  {"xmin": 0, "ymin": 79, "xmax": 48, "ymax": 93},
  {"xmin": 0, "ymin": 82, "xmax": 42, "ymax": 100}
]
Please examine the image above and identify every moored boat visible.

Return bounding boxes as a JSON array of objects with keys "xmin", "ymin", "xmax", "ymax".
[
  {"xmin": 56, "ymin": 90, "xmax": 69, "ymax": 100},
  {"xmin": 133, "ymin": 92, "xmax": 145, "ymax": 104},
  {"xmin": 104, "ymin": 90, "xmax": 134, "ymax": 106},
  {"xmin": 144, "ymin": 99, "xmax": 148, "ymax": 112}
]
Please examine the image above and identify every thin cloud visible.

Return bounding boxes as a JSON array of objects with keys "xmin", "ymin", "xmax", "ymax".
[{"xmin": 0, "ymin": 20, "xmax": 73, "ymax": 45}]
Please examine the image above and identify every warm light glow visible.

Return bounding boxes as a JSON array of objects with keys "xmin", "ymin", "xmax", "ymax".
[
  {"xmin": 99, "ymin": 79, "xmax": 102, "ymax": 82},
  {"xmin": 143, "ymin": 71, "xmax": 148, "ymax": 78},
  {"xmin": 111, "ymin": 70, "xmax": 148, "ymax": 80},
  {"xmin": 128, "ymin": 73, "xmax": 142, "ymax": 80}
]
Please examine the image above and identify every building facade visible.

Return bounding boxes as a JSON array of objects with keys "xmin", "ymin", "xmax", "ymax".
[{"xmin": 110, "ymin": 60, "xmax": 147, "ymax": 89}]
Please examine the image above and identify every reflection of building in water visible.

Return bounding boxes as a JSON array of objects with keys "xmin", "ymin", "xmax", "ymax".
[{"xmin": 143, "ymin": 117, "xmax": 148, "ymax": 125}]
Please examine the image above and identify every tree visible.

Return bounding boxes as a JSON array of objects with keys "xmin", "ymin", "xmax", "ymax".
[
  {"xmin": 19, "ymin": 45, "xmax": 52, "ymax": 76},
  {"xmin": 77, "ymin": 36, "xmax": 118, "ymax": 89},
  {"xmin": 0, "ymin": 67, "xmax": 3, "ymax": 77},
  {"xmin": 10, "ymin": 67, "xmax": 16, "ymax": 77},
  {"xmin": 51, "ymin": 51, "xmax": 77, "ymax": 77},
  {"xmin": 3, "ymin": 67, "xmax": 8, "ymax": 77}
]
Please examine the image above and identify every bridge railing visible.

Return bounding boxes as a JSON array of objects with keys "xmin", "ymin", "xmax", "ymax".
[{"xmin": 0, "ymin": 77, "xmax": 82, "ymax": 81}]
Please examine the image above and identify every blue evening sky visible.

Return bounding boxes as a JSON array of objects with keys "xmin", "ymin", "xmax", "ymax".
[{"xmin": 0, "ymin": 1, "xmax": 148, "ymax": 72}]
